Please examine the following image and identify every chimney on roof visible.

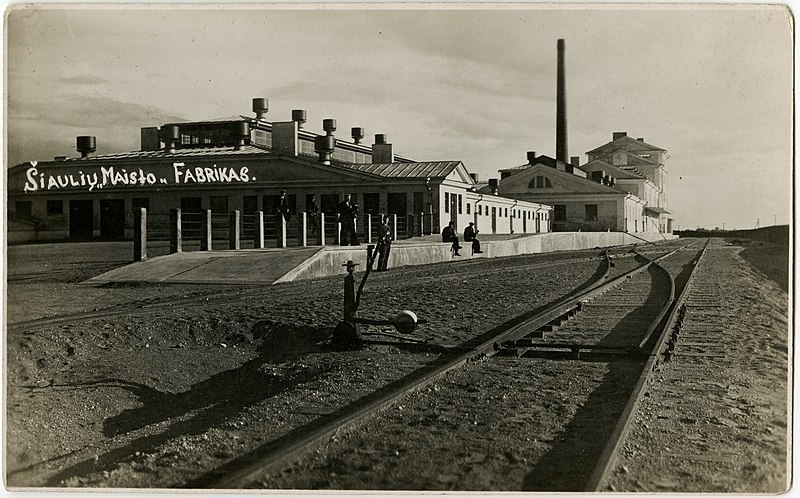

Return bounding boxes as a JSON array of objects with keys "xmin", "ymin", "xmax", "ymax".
[
  {"xmin": 252, "ymin": 98, "xmax": 268, "ymax": 120},
  {"xmin": 527, "ymin": 151, "xmax": 536, "ymax": 165},
  {"xmin": 271, "ymin": 121, "xmax": 299, "ymax": 156},
  {"xmin": 613, "ymin": 132, "xmax": 627, "ymax": 141},
  {"xmin": 372, "ymin": 134, "xmax": 394, "ymax": 163},
  {"xmin": 160, "ymin": 125, "xmax": 180, "ymax": 153},
  {"xmin": 591, "ymin": 170, "xmax": 605, "ymax": 183},
  {"xmin": 351, "ymin": 127, "xmax": 365, "ymax": 145},
  {"xmin": 556, "ymin": 39, "xmax": 568, "ymax": 163},
  {"xmin": 292, "ymin": 109, "xmax": 307, "ymax": 129},
  {"xmin": 469, "ymin": 173, "xmax": 478, "ymax": 182},
  {"xmin": 76, "ymin": 136, "xmax": 96, "ymax": 159},
  {"xmin": 488, "ymin": 178, "xmax": 499, "ymax": 195},
  {"xmin": 637, "ymin": 137, "xmax": 644, "ymax": 142},
  {"xmin": 570, "ymin": 156, "xmax": 579, "ymax": 167},
  {"xmin": 141, "ymin": 127, "xmax": 160, "ymax": 151}
]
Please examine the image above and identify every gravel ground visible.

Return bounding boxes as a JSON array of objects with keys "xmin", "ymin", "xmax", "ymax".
[{"xmin": 4, "ymin": 237, "xmax": 787, "ymax": 491}]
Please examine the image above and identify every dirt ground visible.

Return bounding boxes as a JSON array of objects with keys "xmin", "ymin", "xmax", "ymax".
[{"xmin": 3, "ymin": 238, "xmax": 789, "ymax": 491}]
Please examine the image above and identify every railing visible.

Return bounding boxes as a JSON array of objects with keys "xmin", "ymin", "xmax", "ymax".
[{"xmin": 132, "ymin": 208, "xmax": 430, "ymax": 261}]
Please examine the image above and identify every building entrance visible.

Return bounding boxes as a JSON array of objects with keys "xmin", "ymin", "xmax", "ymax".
[
  {"xmin": 100, "ymin": 199, "xmax": 125, "ymax": 240},
  {"xmin": 69, "ymin": 200, "xmax": 94, "ymax": 239}
]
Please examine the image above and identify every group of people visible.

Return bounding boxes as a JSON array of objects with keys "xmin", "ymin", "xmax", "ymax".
[
  {"xmin": 281, "ymin": 190, "xmax": 392, "ymax": 270},
  {"xmin": 441, "ymin": 221, "xmax": 483, "ymax": 256}
]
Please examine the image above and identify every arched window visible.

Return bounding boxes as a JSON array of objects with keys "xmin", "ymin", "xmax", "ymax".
[{"xmin": 528, "ymin": 175, "xmax": 553, "ymax": 189}]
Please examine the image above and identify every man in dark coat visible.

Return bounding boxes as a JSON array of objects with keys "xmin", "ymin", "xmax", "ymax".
[
  {"xmin": 306, "ymin": 194, "xmax": 320, "ymax": 237},
  {"xmin": 464, "ymin": 222, "xmax": 483, "ymax": 254},
  {"xmin": 277, "ymin": 190, "xmax": 291, "ymax": 222},
  {"xmin": 376, "ymin": 214, "xmax": 392, "ymax": 271},
  {"xmin": 337, "ymin": 193, "xmax": 360, "ymax": 246},
  {"xmin": 441, "ymin": 221, "xmax": 462, "ymax": 256}
]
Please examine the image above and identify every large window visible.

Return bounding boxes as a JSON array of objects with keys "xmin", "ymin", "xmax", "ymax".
[
  {"xmin": 47, "ymin": 200, "xmax": 63, "ymax": 215},
  {"xmin": 553, "ymin": 205, "xmax": 567, "ymax": 222},
  {"xmin": 528, "ymin": 175, "xmax": 553, "ymax": 189},
  {"xmin": 444, "ymin": 192, "xmax": 450, "ymax": 213},
  {"xmin": 585, "ymin": 204, "xmax": 598, "ymax": 222}
]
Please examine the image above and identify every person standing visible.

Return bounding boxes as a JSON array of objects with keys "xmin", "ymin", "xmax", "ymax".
[
  {"xmin": 376, "ymin": 214, "xmax": 392, "ymax": 271},
  {"xmin": 441, "ymin": 221, "xmax": 462, "ymax": 256},
  {"xmin": 337, "ymin": 193, "xmax": 360, "ymax": 246},
  {"xmin": 464, "ymin": 222, "xmax": 483, "ymax": 254},
  {"xmin": 277, "ymin": 190, "xmax": 291, "ymax": 222},
  {"xmin": 306, "ymin": 194, "xmax": 320, "ymax": 237}
]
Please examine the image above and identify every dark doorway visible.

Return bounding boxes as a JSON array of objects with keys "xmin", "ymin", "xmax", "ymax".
[
  {"xmin": 69, "ymin": 200, "xmax": 94, "ymax": 239},
  {"xmin": 181, "ymin": 197, "xmax": 203, "ymax": 213},
  {"xmin": 243, "ymin": 196, "xmax": 258, "ymax": 215},
  {"xmin": 321, "ymin": 194, "xmax": 339, "ymax": 215},
  {"xmin": 491, "ymin": 206, "xmax": 497, "ymax": 234},
  {"xmin": 363, "ymin": 193, "xmax": 379, "ymax": 214},
  {"xmin": 387, "ymin": 193, "xmax": 407, "ymax": 215},
  {"xmin": 100, "ymin": 199, "xmax": 125, "ymax": 240}
]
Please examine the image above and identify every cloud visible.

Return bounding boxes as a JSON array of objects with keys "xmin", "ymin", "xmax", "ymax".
[{"xmin": 57, "ymin": 75, "xmax": 109, "ymax": 85}]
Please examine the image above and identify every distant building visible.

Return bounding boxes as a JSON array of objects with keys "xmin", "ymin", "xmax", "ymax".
[
  {"xmin": 7, "ymin": 99, "xmax": 552, "ymax": 243},
  {"xmin": 484, "ymin": 132, "xmax": 672, "ymax": 235}
]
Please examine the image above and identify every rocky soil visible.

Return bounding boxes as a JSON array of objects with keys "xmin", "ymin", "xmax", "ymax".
[{"xmin": 4, "ymin": 238, "xmax": 788, "ymax": 492}]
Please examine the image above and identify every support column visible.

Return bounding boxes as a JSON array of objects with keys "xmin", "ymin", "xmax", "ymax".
[
  {"xmin": 201, "ymin": 209, "xmax": 212, "ymax": 251},
  {"xmin": 336, "ymin": 221, "xmax": 342, "ymax": 245},
  {"xmin": 254, "ymin": 211, "xmax": 265, "ymax": 249},
  {"xmin": 318, "ymin": 213, "xmax": 326, "ymax": 246},
  {"xmin": 300, "ymin": 212, "xmax": 308, "ymax": 247},
  {"xmin": 417, "ymin": 213, "xmax": 424, "ymax": 236},
  {"xmin": 366, "ymin": 214, "xmax": 373, "ymax": 244},
  {"xmin": 169, "ymin": 208, "xmax": 182, "ymax": 254},
  {"xmin": 229, "ymin": 210, "xmax": 240, "ymax": 250},
  {"xmin": 133, "ymin": 207, "xmax": 147, "ymax": 261},
  {"xmin": 390, "ymin": 214, "xmax": 398, "ymax": 241},
  {"xmin": 277, "ymin": 215, "xmax": 287, "ymax": 248}
]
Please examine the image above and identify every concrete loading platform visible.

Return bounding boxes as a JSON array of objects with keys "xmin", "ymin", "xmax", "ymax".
[{"xmin": 85, "ymin": 231, "xmax": 675, "ymax": 286}]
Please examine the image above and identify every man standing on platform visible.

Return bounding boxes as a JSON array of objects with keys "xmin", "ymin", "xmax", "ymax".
[
  {"xmin": 277, "ymin": 190, "xmax": 291, "ymax": 222},
  {"xmin": 376, "ymin": 214, "xmax": 392, "ymax": 271},
  {"xmin": 306, "ymin": 194, "xmax": 320, "ymax": 238},
  {"xmin": 338, "ymin": 193, "xmax": 360, "ymax": 246}
]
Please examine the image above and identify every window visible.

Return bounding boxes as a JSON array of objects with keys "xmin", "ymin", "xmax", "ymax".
[
  {"xmin": 47, "ymin": 200, "xmax": 63, "ymax": 215},
  {"xmin": 585, "ymin": 204, "xmax": 598, "ymax": 222},
  {"xmin": 554, "ymin": 205, "xmax": 567, "ymax": 222},
  {"xmin": 210, "ymin": 196, "xmax": 229, "ymax": 214},
  {"xmin": 132, "ymin": 198, "xmax": 150, "ymax": 211},
  {"xmin": 504, "ymin": 208, "xmax": 508, "ymax": 217},
  {"xmin": 528, "ymin": 176, "xmax": 553, "ymax": 189},
  {"xmin": 478, "ymin": 205, "xmax": 482, "ymax": 215},
  {"xmin": 445, "ymin": 192, "xmax": 450, "ymax": 213},
  {"xmin": 15, "ymin": 201, "xmax": 32, "ymax": 219},
  {"xmin": 466, "ymin": 203, "xmax": 471, "ymax": 215},
  {"xmin": 458, "ymin": 194, "xmax": 463, "ymax": 214}
]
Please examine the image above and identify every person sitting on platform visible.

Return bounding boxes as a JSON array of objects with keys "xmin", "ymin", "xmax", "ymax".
[
  {"xmin": 463, "ymin": 222, "xmax": 483, "ymax": 255},
  {"xmin": 441, "ymin": 221, "xmax": 462, "ymax": 256}
]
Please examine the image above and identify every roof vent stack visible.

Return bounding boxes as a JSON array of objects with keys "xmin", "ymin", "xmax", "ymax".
[
  {"xmin": 234, "ymin": 121, "xmax": 250, "ymax": 150},
  {"xmin": 351, "ymin": 127, "xmax": 365, "ymax": 145},
  {"xmin": 252, "ymin": 98, "xmax": 269, "ymax": 120},
  {"xmin": 315, "ymin": 119, "xmax": 337, "ymax": 165},
  {"xmin": 160, "ymin": 125, "xmax": 180, "ymax": 154},
  {"xmin": 292, "ymin": 110, "xmax": 307, "ymax": 129},
  {"xmin": 488, "ymin": 178, "xmax": 499, "ymax": 195},
  {"xmin": 527, "ymin": 151, "xmax": 536, "ymax": 165},
  {"xmin": 76, "ymin": 136, "xmax": 96, "ymax": 159}
]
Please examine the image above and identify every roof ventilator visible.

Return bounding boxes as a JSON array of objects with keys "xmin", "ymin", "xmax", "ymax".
[
  {"xmin": 76, "ymin": 136, "xmax": 96, "ymax": 159},
  {"xmin": 234, "ymin": 121, "xmax": 250, "ymax": 150},
  {"xmin": 252, "ymin": 98, "xmax": 268, "ymax": 120},
  {"xmin": 160, "ymin": 125, "xmax": 180, "ymax": 154},
  {"xmin": 292, "ymin": 110, "xmax": 307, "ymax": 129},
  {"xmin": 315, "ymin": 119, "xmax": 336, "ymax": 165},
  {"xmin": 351, "ymin": 127, "xmax": 365, "ymax": 145}
]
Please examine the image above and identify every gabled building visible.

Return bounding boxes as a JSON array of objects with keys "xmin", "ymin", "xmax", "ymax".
[{"xmin": 7, "ymin": 98, "xmax": 552, "ymax": 242}]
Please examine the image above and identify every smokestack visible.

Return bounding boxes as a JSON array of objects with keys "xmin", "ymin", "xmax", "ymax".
[{"xmin": 556, "ymin": 39, "xmax": 568, "ymax": 163}]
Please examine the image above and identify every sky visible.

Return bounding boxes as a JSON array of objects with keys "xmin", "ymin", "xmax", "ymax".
[{"xmin": 4, "ymin": 4, "xmax": 794, "ymax": 230}]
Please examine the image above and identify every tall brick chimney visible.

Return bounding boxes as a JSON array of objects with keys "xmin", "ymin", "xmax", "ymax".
[{"xmin": 556, "ymin": 39, "xmax": 568, "ymax": 163}]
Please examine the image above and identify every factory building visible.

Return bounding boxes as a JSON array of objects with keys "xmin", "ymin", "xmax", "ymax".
[{"xmin": 7, "ymin": 99, "xmax": 552, "ymax": 243}]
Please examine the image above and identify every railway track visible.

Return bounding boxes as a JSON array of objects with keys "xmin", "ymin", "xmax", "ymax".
[
  {"xmin": 6, "ymin": 244, "xmax": 673, "ymax": 334},
  {"xmin": 182, "ymin": 239, "xmax": 706, "ymax": 489}
]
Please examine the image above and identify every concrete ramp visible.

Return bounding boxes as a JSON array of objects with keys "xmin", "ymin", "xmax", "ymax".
[{"xmin": 84, "ymin": 247, "xmax": 323, "ymax": 285}]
